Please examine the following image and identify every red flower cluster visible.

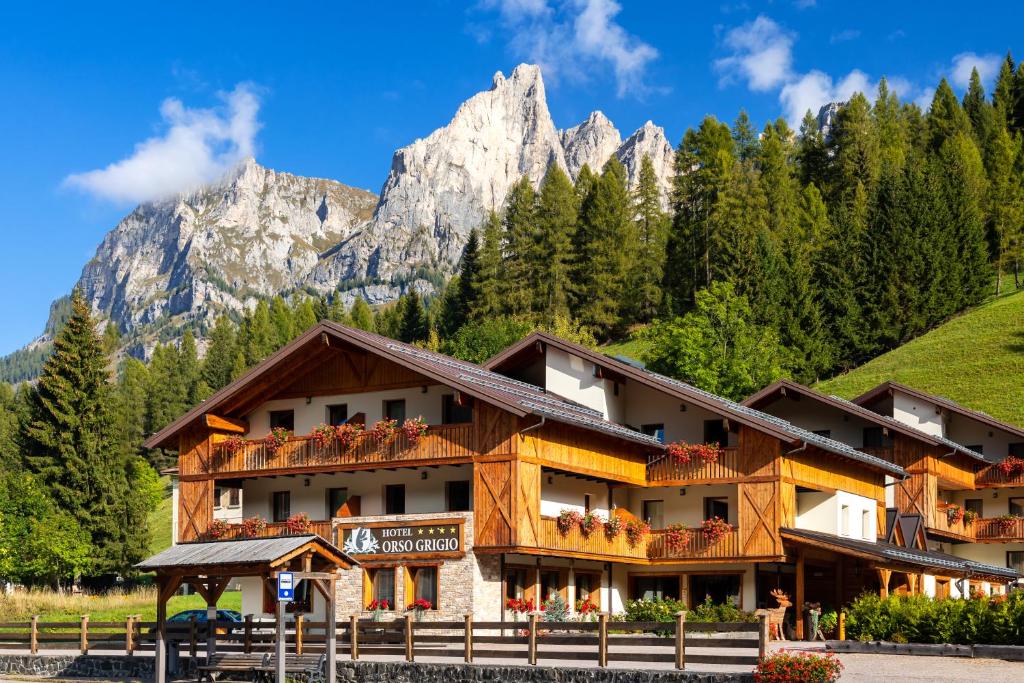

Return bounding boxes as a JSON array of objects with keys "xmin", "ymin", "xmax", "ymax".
[
  {"xmin": 580, "ymin": 512, "xmax": 601, "ymax": 537},
  {"xmin": 625, "ymin": 519, "xmax": 651, "ymax": 547},
  {"xmin": 240, "ymin": 515, "xmax": 267, "ymax": 538},
  {"xmin": 336, "ymin": 422, "xmax": 364, "ymax": 450},
  {"xmin": 665, "ymin": 523, "xmax": 692, "ymax": 552},
  {"xmin": 556, "ymin": 509, "xmax": 584, "ymax": 535},
  {"xmin": 310, "ymin": 423, "xmax": 337, "ymax": 449},
  {"xmin": 222, "ymin": 435, "xmax": 247, "ymax": 455},
  {"xmin": 207, "ymin": 519, "xmax": 229, "ymax": 539},
  {"xmin": 666, "ymin": 441, "xmax": 722, "ymax": 465},
  {"xmin": 946, "ymin": 505, "xmax": 964, "ymax": 526},
  {"xmin": 701, "ymin": 516, "xmax": 733, "ymax": 544},
  {"xmin": 401, "ymin": 417, "xmax": 429, "ymax": 444},
  {"xmin": 995, "ymin": 514, "xmax": 1021, "ymax": 534},
  {"xmin": 263, "ymin": 427, "xmax": 290, "ymax": 454},
  {"xmin": 407, "ymin": 598, "xmax": 433, "ymax": 611},
  {"xmin": 603, "ymin": 514, "xmax": 623, "ymax": 539},
  {"xmin": 996, "ymin": 456, "xmax": 1024, "ymax": 477},
  {"xmin": 366, "ymin": 599, "xmax": 390, "ymax": 611},
  {"xmin": 371, "ymin": 418, "xmax": 398, "ymax": 444},
  {"xmin": 754, "ymin": 650, "xmax": 843, "ymax": 683},
  {"xmin": 506, "ymin": 598, "xmax": 535, "ymax": 613},
  {"xmin": 285, "ymin": 512, "xmax": 312, "ymax": 534},
  {"xmin": 576, "ymin": 598, "xmax": 599, "ymax": 615}
]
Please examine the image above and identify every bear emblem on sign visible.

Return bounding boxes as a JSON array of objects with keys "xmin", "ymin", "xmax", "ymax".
[{"xmin": 343, "ymin": 527, "xmax": 379, "ymax": 555}]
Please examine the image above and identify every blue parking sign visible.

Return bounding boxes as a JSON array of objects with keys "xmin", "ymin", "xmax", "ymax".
[{"xmin": 278, "ymin": 572, "xmax": 294, "ymax": 601}]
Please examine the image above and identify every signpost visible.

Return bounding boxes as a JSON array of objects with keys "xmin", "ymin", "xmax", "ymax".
[{"xmin": 276, "ymin": 572, "xmax": 293, "ymax": 683}]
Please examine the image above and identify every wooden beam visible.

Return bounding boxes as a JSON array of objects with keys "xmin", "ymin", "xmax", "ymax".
[
  {"xmin": 795, "ymin": 547, "xmax": 805, "ymax": 640},
  {"xmin": 203, "ymin": 414, "xmax": 248, "ymax": 434},
  {"xmin": 877, "ymin": 568, "xmax": 892, "ymax": 599}
]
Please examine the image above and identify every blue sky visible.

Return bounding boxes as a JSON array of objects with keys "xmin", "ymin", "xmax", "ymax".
[{"xmin": 0, "ymin": 0, "xmax": 1021, "ymax": 355}]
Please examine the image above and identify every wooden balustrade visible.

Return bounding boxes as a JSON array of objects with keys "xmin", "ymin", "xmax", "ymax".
[
  {"xmin": 538, "ymin": 516, "xmax": 648, "ymax": 560},
  {"xmin": 930, "ymin": 506, "xmax": 976, "ymax": 541},
  {"xmin": 186, "ymin": 423, "xmax": 475, "ymax": 477},
  {"xmin": 217, "ymin": 520, "xmax": 334, "ymax": 543},
  {"xmin": 976, "ymin": 464, "xmax": 1024, "ymax": 488},
  {"xmin": 647, "ymin": 528, "xmax": 741, "ymax": 561},
  {"xmin": 646, "ymin": 448, "xmax": 741, "ymax": 484},
  {"xmin": 974, "ymin": 516, "xmax": 1024, "ymax": 541}
]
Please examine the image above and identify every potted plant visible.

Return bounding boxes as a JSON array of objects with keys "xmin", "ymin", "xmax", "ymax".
[
  {"xmin": 666, "ymin": 441, "xmax": 722, "ymax": 465},
  {"xmin": 240, "ymin": 515, "xmax": 267, "ymax": 538},
  {"xmin": 557, "ymin": 509, "xmax": 584, "ymax": 535},
  {"xmin": 625, "ymin": 519, "xmax": 650, "ymax": 547},
  {"xmin": 310, "ymin": 423, "xmax": 336, "ymax": 450},
  {"xmin": 964, "ymin": 509, "xmax": 979, "ymax": 525},
  {"xmin": 367, "ymin": 599, "xmax": 390, "ymax": 621},
  {"xmin": 222, "ymin": 435, "xmax": 247, "ymax": 455},
  {"xmin": 701, "ymin": 516, "xmax": 733, "ymax": 544},
  {"xmin": 580, "ymin": 511, "xmax": 601, "ymax": 537},
  {"xmin": 995, "ymin": 514, "xmax": 1020, "ymax": 535},
  {"xmin": 263, "ymin": 427, "xmax": 290, "ymax": 454},
  {"xmin": 665, "ymin": 523, "xmax": 692, "ymax": 553},
  {"xmin": 335, "ymin": 422, "xmax": 363, "ymax": 450},
  {"xmin": 207, "ymin": 519, "xmax": 230, "ymax": 540},
  {"xmin": 285, "ymin": 512, "xmax": 312, "ymax": 534},
  {"xmin": 401, "ymin": 416, "xmax": 429, "ymax": 445},
  {"xmin": 603, "ymin": 514, "xmax": 623, "ymax": 540},
  {"xmin": 946, "ymin": 505, "xmax": 964, "ymax": 526},
  {"xmin": 371, "ymin": 418, "xmax": 398, "ymax": 446},
  {"xmin": 576, "ymin": 598, "xmax": 599, "ymax": 621},
  {"xmin": 407, "ymin": 598, "xmax": 432, "ymax": 620},
  {"xmin": 996, "ymin": 456, "xmax": 1024, "ymax": 477}
]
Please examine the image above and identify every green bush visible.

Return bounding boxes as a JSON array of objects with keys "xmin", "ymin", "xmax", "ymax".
[
  {"xmin": 844, "ymin": 591, "xmax": 1024, "ymax": 645},
  {"xmin": 622, "ymin": 597, "xmax": 755, "ymax": 624},
  {"xmin": 688, "ymin": 596, "xmax": 757, "ymax": 623}
]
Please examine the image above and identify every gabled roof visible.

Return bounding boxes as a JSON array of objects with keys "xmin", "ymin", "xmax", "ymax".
[
  {"xmin": 745, "ymin": 379, "xmax": 987, "ymax": 464},
  {"xmin": 144, "ymin": 322, "xmax": 662, "ymax": 451},
  {"xmin": 136, "ymin": 534, "xmax": 355, "ymax": 573},
  {"xmin": 854, "ymin": 380, "xmax": 1024, "ymax": 443},
  {"xmin": 484, "ymin": 332, "xmax": 906, "ymax": 478},
  {"xmin": 782, "ymin": 527, "xmax": 1021, "ymax": 580}
]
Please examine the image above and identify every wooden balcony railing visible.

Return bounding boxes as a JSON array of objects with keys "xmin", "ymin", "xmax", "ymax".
[
  {"xmin": 647, "ymin": 528, "xmax": 741, "ymax": 561},
  {"xmin": 930, "ymin": 507, "xmax": 975, "ymax": 540},
  {"xmin": 976, "ymin": 464, "xmax": 1024, "ymax": 488},
  {"xmin": 216, "ymin": 520, "xmax": 334, "ymax": 543},
  {"xmin": 184, "ymin": 423, "xmax": 475, "ymax": 476},
  {"xmin": 646, "ymin": 447, "xmax": 741, "ymax": 484},
  {"xmin": 974, "ymin": 517, "xmax": 1024, "ymax": 541},
  {"xmin": 538, "ymin": 516, "xmax": 648, "ymax": 560}
]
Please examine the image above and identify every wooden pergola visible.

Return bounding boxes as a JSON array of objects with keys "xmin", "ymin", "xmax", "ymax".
[{"xmin": 136, "ymin": 534, "xmax": 356, "ymax": 683}]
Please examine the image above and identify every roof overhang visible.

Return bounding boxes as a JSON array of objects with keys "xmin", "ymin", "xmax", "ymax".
[{"xmin": 135, "ymin": 534, "xmax": 356, "ymax": 577}]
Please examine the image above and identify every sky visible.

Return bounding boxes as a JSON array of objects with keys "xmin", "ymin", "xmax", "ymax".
[{"xmin": 0, "ymin": 0, "xmax": 1021, "ymax": 355}]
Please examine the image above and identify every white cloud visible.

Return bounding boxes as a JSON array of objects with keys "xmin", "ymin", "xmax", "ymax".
[
  {"xmin": 714, "ymin": 15, "xmax": 794, "ymax": 91},
  {"xmin": 950, "ymin": 52, "xmax": 1001, "ymax": 89},
  {"xmin": 829, "ymin": 29, "xmax": 860, "ymax": 44},
  {"xmin": 482, "ymin": 0, "xmax": 659, "ymax": 97},
  {"xmin": 64, "ymin": 83, "xmax": 261, "ymax": 205}
]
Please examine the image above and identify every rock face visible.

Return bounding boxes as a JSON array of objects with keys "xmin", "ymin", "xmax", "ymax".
[
  {"xmin": 78, "ymin": 158, "xmax": 377, "ymax": 335},
  {"xmin": 615, "ymin": 121, "xmax": 675, "ymax": 205},
  {"xmin": 816, "ymin": 102, "xmax": 841, "ymax": 140},
  {"xmin": 560, "ymin": 111, "xmax": 622, "ymax": 179}
]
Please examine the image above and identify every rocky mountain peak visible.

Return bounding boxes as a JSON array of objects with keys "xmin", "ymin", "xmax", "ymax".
[
  {"xmin": 616, "ymin": 121, "xmax": 675, "ymax": 204},
  {"xmin": 560, "ymin": 111, "xmax": 622, "ymax": 179}
]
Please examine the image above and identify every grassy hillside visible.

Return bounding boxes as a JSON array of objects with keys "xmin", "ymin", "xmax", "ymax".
[
  {"xmin": 818, "ymin": 289, "xmax": 1024, "ymax": 425},
  {"xmin": 148, "ymin": 476, "xmax": 174, "ymax": 555}
]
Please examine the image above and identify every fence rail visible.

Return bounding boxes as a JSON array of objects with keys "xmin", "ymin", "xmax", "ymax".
[
  {"xmin": 0, "ymin": 612, "xmax": 766, "ymax": 671},
  {"xmin": 646, "ymin": 448, "xmax": 741, "ymax": 483}
]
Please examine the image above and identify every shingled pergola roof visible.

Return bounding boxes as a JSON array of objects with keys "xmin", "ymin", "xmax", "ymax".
[{"xmin": 136, "ymin": 534, "xmax": 356, "ymax": 575}]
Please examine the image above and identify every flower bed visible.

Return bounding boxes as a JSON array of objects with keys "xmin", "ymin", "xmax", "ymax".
[{"xmin": 754, "ymin": 650, "xmax": 843, "ymax": 683}]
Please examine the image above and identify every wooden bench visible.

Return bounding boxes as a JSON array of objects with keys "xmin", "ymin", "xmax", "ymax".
[
  {"xmin": 253, "ymin": 653, "xmax": 326, "ymax": 683},
  {"xmin": 196, "ymin": 653, "xmax": 269, "ymax": 681}
]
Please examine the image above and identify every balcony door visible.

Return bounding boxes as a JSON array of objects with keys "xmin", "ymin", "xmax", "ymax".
[
  {"xmin": 704, "ymin": 497, "xmax": 728, "ymax": 522},
  {"xmin": 642, "ymin": 500, "xmax": 664, "ymax": 529}
]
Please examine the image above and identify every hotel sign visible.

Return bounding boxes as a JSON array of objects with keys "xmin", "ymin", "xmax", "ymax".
[{"xmin": 340, "ymin": 518, "xmax": 464, "ymax": 559}]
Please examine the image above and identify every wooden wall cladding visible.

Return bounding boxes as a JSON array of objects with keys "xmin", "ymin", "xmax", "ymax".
[
  {"xmin": 893, "ymin": 473, "xmax": 937, "ymax": 528},
  {"xmin": 178, "ymin": 427, "xmax": 213, "ymax": 476},
  {"xmin": 738, "ymin": 481, "xmax": 782, "ymax": 557},
  {"xmin": 737, "ymin": 428, "xmax": 781, "ymax": 477},
  {"xmin": 926, "ymin": 449, "xmax": 976, "ymax": 489},
  {"xmin": 518, "ymin": 422, "xmax": 648, "ymax": 484},
  {"xmin": 475, "ymin": 403, "xmax": 518, "ymax": 457},
  {"xmin": 516, "ymin": 460, "xmax": 541, "ymax": 548},
  {"xmin": 178, "ymin": 477, "xmax": 213, "ymax": 542},
  {"xmin": 473, "ymin": 459, "xmax": 515, "ymax": 547},
  {"xmin": 779, "ymin": 480, "xmax": 796, "ymax": 528},
  {"xmin": 782, "ymin": 447, "xmax": 885, "ymax": 501},
  {"xmin": 272, "ymin": 347, "xmax": 431, "ymax": 399}
]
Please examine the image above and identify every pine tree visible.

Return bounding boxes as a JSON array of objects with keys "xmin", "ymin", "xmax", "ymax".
[
  {"xmin": 245, "ymin": 300, "xmax": 275, "ymax": 364},
  {"xmin": 202, "ymin": 315, "xmax": 238, "ymax": 391},
  {"xmin": 927, "ymin": 79, "xmax": 972, "ymax": 152},
  {"xmin": 731, "ymin": 110, "xmax": 759, "ymax": 162},
  {"xmin": 102, "ymin": 323, "xmax": 121, "ymax": 356},
  {"xmin": 22, "ymin": 289, "xmax": 127, "ymax": 572},
  {"xmin": 398, "ymin": 290, "xmax": 430, "ymax": 344},
  {"xmin": 328, "ymin": 295, "xmax": 350, "ymax": 325},
  {"xmin": 796, "ymin": 110, "xmax": 829, "ymax": 190},
  {"xmin": 628, "ymin": 155, "xmax": 670, "ymax": 324},
  {"xmin": 179, "ymin": 329, "xmax": 205, "ymax": 404},
  {"xmin": 987, "ymin": 124, "xmax": 1024, "ymax": 292},
  {"xmin": 146, "ymin": 343, "xmax": 188, "ymax": 439},
  {"xmin": 759, "ymin": 119, "xmax": 800, "ymax": 236},
  {"xmin": 474, "ymin": 212, "xmax": 504, "ymax": 321},
  {"xmin": 574, "ymin": 164, "xmax": 598, "ymax": 204},
  {"xmin": 963, "ymin": 68, "xmax": 994, "ymax": 146},
  {"xmin": 500, "ymin": 176, "xmax": 538, "ymax": 317},
  {"xmin": 874, "ymin": 78, "xmax": 910, "ymax": 172},
  {"xmin": 269, "ymin": 296, "xmax": 294, "ymax": 350},
  {"xmin": 112, "ymin": 358, "xmax": 149, "ymax": 461},
  {"xmin": 993, "ymin": 52, "xmax": 1017, "ymax": 128},
  {"xmin": 828, "ymin": 93, "xmax": 881, "ymax": 202},
  {"xmin": 939, "ymin": 133, "xmax": 991, "ymax": 305},
  {"xmin": 447, "ymin": 228, "xmax": 482, "ymax": 333},
  {"xmin": 534, "ymin": 165, "xmax": 577, "ymax": 322},
  {"xmin": 292, "ymin": 295, "xmax": 318, "ymax": 333},
  {"xmin": 349, "ymin": 297, "xmax": 375, "ymax": 332}
]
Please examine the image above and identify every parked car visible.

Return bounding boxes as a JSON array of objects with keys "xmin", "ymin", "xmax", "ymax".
[{"xmin": 154, "ymin": 609, "xmax": 244, "ymax": 635}]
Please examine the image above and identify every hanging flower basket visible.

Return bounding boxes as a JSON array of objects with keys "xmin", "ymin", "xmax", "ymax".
[
  {"xmin": 310, "ymin": 423, "xmax": 336, "ymax": 450},
  {"xmin": 335, "ymin": 422, "xmax": 363, "ymax": 450},
  {"xmin": 557, "ymin": 509, "xmax": 584, "ymax": 535},
  {"xmin": 580, "ymin": 511, "xmax": 601, "ymax": 537},
  {"xmin": 240, "ymin": 516, "xmax": 267, "ymax": 538},
  {"xmin": 996, "ymin": 456, "xmax": 1024, "ymax": 477},
  {"xmin": 666, "ymin": 441, "xmax": 722, "ymax": 465},
  {"xmin": 665, "ymin": 523, "xmax": 692, "ymax": 552},
  {"xmin": 701, "ymin": 516, "xmax": 733, "ymax": 544},
  {"xmin": 207, "ymin": 519, "xmax": 230, "ymax": 540},
  {"xmin": 401, "ymin": 417, "xmax": 429, "ymax": 445},
  {"xmin": 285, "ymin": 512, "xmax": 312, "ymax": 534},
  {"xmin": 263, "ymin": 427, "xmax": 290, "ymax": 454},
  {"xmin": 995, "ymin": 515, "xmax": 1020, "ymax": 535},
  {"xmin": 222, "ymin": 435, "xmax": 247, "ymax": 455},
  {"xmin": 945, "ymin": 505, "xmax": 964, "ymax": 526},
  {"xmin": 603, "ymin": 514, "xmax": 623, "ymax": 540},
  {"xmin": 371, "ymin": 418, "xmax": 398, "ymax": 445},
  {"xmin": 625, "ymin": 519, "xmax": 650, "ymax": 547},
  {"xmin": 963, "ymin": 509, "xmax": 978, "ymax": 525}
]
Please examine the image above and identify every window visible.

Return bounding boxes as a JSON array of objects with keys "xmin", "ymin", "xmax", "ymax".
[
  {"xmin": 1009, "ymin": 443, "xmax": 1024, "ymax": 457},
  {"xmin": 227, "ymin": 488, "xmax": 240, "ymax": 508},
  {"xmin": 384, "ymin": 484, "xmax": 405, "ymax": 515},
  {"xmin": 539, "ymin": 570, "xmax": 564, "ymax": 602},
  {"xmin": 269, "ymin": 410, "xmax": 294, "ymax": 432},
  {"xmin": 642, "ymin": 500, "xmax": 664, "ymax": 528},
  {"xmin": 213, "ymin": 486, "xmax": 223, "ymax": 509},
  {"xmin": 272, "ymin": 491, "xmax": 290, "ymax": 522},
  {"xmin": 862, "ymin": 510, "xmax": 871, "ymax": 540},
  {"xmin": 966, "ymin": 445, "xmax": 983, "ymax": 455},
  {"xmin": 863, "ymin": 427, "xmax": 893, "ymax": 448},
  {"xmin": 368, "ymin": 568, "xmax": 395, "ymax": 608},
  {"xmin": 812, "ymin": 429, "xmax": 832, "ymax": 439},
  {"xmin": 689, "ymin": 574, "xmax": 741, "ymax": 607},
  {"xmin": 445, "ymin": 480, "xmax": 470, "ymax": 512},
  {"xmin": 631, "ymin": 575, "xmax": 679, "ymax": 601},
  {"xmin": 703, "ymin": 420, "xmax": 728, "ymax": 447},
  {"xmin": 964, "ymin": 499, "xmax": 983, "ymax": 516},
  {"xmin": 327, "ymin": 488, "xmax": 349, "ymax": 518},
  {"xmin": 409, "ymin": 566, "xmax": 439, "ymax": 609},
  {"xmin": 641, "ymin": 423, "xmax": 666, "ymax": 444},
  {"xmin": 442, "ymin": 394, "xmax": 473, "ymax": 424},
  {"xmin": 841, "ymin": 505, "xmax": 850, "ymax": 536},
  {"xmin": 575, "ymin": 572, "xmax": 599, "ymax": 608},
  {"xmin": 1008, "ymin": 551, "xmax": 1024, "ymax": 574},
  {"xmin": 1010, "ymin": 497, "xmax": 1024, "ymax": 517},
  {"xmin": 584, "ymin": 494, "xmax": 592, "ymax": 513},
  {"xmin": 327, "ymin": 404, "xmax": 349, "ymax": 426},
  {"xmin": 505, "ymin": 568, "xmax": 530, "ymax": 601},
  {"xmin": 704, "ymin": 497, "xmax": 729, "ymax": 522},
  {"xmin": 384, "ymin": 399, "xmax": 406, "ymax": 423}
]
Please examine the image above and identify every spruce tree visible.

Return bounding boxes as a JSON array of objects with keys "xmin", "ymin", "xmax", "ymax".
[
  {"xmin": 574, "ymin": 164, "xmax": 598, "ymax": 204},
  {"xmin": 452, "ymin": 228, "xmax": 482, "ymax": 330},
  {"xmin": 269, "ymin": 296, "xmax": 294, "ymax": 349},
  {"xmin": 828, "ymin": 93, "xmax": 881, "ymax": 202},
  {"xmin": 328, "ymin": 295, "xmax": 350, "ymax": 324},
  {"xmin": 628, "ymin": 155, "xmax": 670, "ymax": 324},
  {"xmin": 926, "ymin": 79, "xmax": 972, "ymax": 152},
  {"xmin": 293, "ymin": 295, "xmax": 318, "ymax": 333},
  {"xmin": 731, "ymin": 110, "xmax": 759, "ymax": 162},
  {"xmin": 474, "ymin": 211, "xmax": 504, "ymax": 321},
  {"xmin": 993, "ymin": 52, "xmax": 1017, "ymax": 127},
  {"xmin": 202, "ymin": 315, "xmax": 238, "ymax": 391},
  {"xmin": 22, "ymin": 289, "xmax": 126, "ymax": 572},
  {"xmin": 963, "ymin": 68, "xmax": 994, "ymax": 146},
  {"xmin": 796, "ymin": 110, "xmax": 829, "ymax": 190},
  {"xmin": 534, "ymin": 165, "xmax": 577, "ymax": 322},
  {"xmin": 245, "ymin": 300, "xmax": 275, "ymax": 364},
  {"xmin": 113, "ymin": 358, "xmax": 149, "ymax": 461},
  {"xmin": 500, "ymin": 176, "xmax": 538, "ymax": 317},
  {"xmin": 398, "ymin": 290, "xmax": 430, "ymax": 344},
  {"xmin": 987, "ymin": 124, "xmax": 1024, "ymax": 293},
  {"xmin": 874, "ymin": 78, "xmax": 910, "ymax": 172},
  {"xmin": 939, "ymin": 133, "xmax": 991, "ymax": 305},
  {"xmin": 349, "ymin": 297, "xmax": 376, "ymax": 332},
  {"xmin": 179, "ymin": 329, "xmax": 206, "ymax": 404}
]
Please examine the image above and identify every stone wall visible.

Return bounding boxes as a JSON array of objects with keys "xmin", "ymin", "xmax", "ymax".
[{"xmin": 0, "ymin": 654, "xmax": 196, "ymax": 679}]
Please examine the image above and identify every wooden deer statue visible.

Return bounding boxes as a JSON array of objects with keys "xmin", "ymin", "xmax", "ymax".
[{"xmin": 763, "ymin": 589, "xmax": 791, "ymax": 641}]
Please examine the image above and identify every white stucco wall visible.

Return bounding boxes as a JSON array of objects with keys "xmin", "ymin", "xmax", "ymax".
[
  {"xmin": 756, "ymin": 395, "xmax": 869, "ymax": 447},
  {"xmin": 794, "ymin": 490, "xmax": 876, "ymax": 541},
  {"xmin": 947, "ymin": 486, "xmax": 1024, "ymax": 517},
  {"xmin": 540, "ymin": 472, "xmax": 610, "ymax": 518},
  {"xmin": 891, "ymin": 391, "xmax": 945, "ymax": 438},
  {"xmin": 624, "ymin": 484, "xmax": 738, "ymax": 527},
  {"xmin": 621, "ymin": 381, "xmax": 738, "ymax": 447},
  {"xmin": 544, "ymin": 347, "xmax": 624, "ymax": 422},
  {"xmin": 944, "ymin": 417, "xmax": 1022, "ymax": 460}
]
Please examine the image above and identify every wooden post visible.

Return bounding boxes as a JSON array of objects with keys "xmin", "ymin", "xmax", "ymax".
[
  {"xmin": 244, "ymin": 615, "xmax": 253, "ymax": 654},
  {"xmin": 674, "ymin": 611, "xmax": 686, "ymax": 670},
  {"xmin": 598, "ymin": 612, "xmax": 608, "ymax": 667},
  {"xmin": 349, "ymin": 615, "xmax": 359, "ymax": 661},
  {"xmin": 156, "ymin": 587, "xmax": 167, "ymax": 683},
  {"xmin": 295, "ymin": 614, "xmax": 305, "ymax": 656},
  {"xmin": 463, "ymin": 613, "xmax": 473, "ymax": 663},
  {"xmin": 528, "ymin": 612, "xmax": 539, "ymax": 666},
  {"xmin": 80, "ymin": 615, "xmax": 89, "ymax": 654},
  {"xmin": 404, "ymin": 612, "xmax": 414, "ymax": 662},
  {"xmin": 275, "ymin": 598, "xmax": 286, "ymax": 683},
  {"xmin": 206, "ymin": 598, "xmax": 217, "ymax": 658},
  {"xmin": 838, "ymin": 612, "xmax": 846, "ymax": 641},
  {"xmin": 325, "ymin": 579, "xmax": 337, "ymax": 683},
  {"xmin": 30, "ymin": 615, "xmax": 38, "ymax": 655},
  {"xmin": 877, "ymin": 568, "xmax": 892, "ymax": 599},
  {"xmin": 126, "ymin": 615, "xmax": 135, "ymax": 656},
  {"xmin": 795, "ymin": 547, "xmax": 806, "ymax": 640},
  {"xmin": 189, "ymin": 614, "xmax": 198, "ymax": 659},
  {"xmin": 757, "ymin": 612, "xmax": 768, "ymax": 659}
]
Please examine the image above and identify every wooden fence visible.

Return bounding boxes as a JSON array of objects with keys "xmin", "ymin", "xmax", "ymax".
[
  {"xmin": 646, "ymin": 448, "xmax": 741, "ymax": 484},
  {"xmin": 0, "ymin": 612, "xmax": 766, "ymax": 671}
]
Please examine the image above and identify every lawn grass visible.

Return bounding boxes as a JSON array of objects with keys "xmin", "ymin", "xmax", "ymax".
[
  {"xmin": 148, "ymin": 476, "xmax": 174, "ymax": 554},
  {"xmin": 818, "ymin": 288, "xmax": 1024, "ymax": 425},
  {"xmin": 600, "ymin": 335, "xmax": 651, "ymax": 365},
  {"xmin": 0, "ymin": 587, "xmax": 242, "ymax": 623}
]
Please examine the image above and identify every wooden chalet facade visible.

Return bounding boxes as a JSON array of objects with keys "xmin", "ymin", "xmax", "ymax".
[{"xmin": 148, "ymin": 324, "xmax": 1020, "ymax": 637}]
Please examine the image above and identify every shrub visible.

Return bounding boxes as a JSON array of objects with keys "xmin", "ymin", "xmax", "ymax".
[
  {"xmin": 754, "ymin": 650, "xmax": 843, "ymax": 683},
  {"xmin": 542, "ymin": 593, "xmax": 569, "ymax": 622},
  {"xmin": 623, "ymin": 597, "xmax": 687, "ymax": 623},
  {"xmin": 688, "ymin": 596, "xmax": 756, "ymax": 624}
]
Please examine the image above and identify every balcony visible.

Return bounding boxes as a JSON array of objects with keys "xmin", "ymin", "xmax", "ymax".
[
  {"xmin": 183, "ymin": 423, "xmax": 476, "ymax": 477},
  {"xmin": 974, "ymin": 516, "xmax": 1024, "ymax": 542},
  {"xmin": 646, "ymin": 447, "xmax": 741, "ymax": 484},
  {"xmin": 976, "ymin": 464, "xmax": 1024, "ymax": 488},
  {"xmin": 536, "ymin": 517, "xmax": 744, "ymax": 563},
  {"xmin": 647, "ymin": 528, "xmax": 741, "ymax": 561},
  {"xmin": 930, "ymin": 505, "xmax": 976, "ymax": 541},
  {"xmin": 216, "ymin": 519, "xmax": 334, "ymax": 543}
]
